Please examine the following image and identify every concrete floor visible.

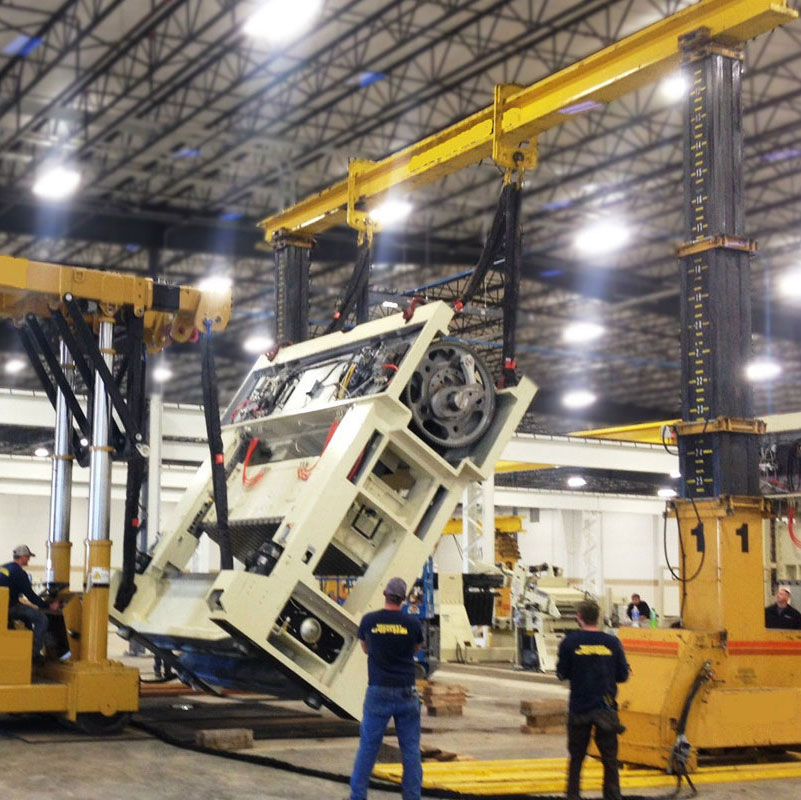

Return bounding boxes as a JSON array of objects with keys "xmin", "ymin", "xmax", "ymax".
[{"xmin": 1, "ymin": 657, "xmax": 799, "ymax": 800}]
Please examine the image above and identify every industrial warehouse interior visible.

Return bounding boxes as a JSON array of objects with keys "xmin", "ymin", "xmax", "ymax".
[{"xmin": 1, "ymin": 1, "xmax": 801, "ymax": 798}]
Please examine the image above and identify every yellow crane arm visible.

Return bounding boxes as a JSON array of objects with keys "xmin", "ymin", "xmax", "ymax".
[
  {"xmin": 0, "ymin": 255, "xmax": 231, "ymax": 353},
  {"xmin": 259, "ymin": 0, "xmax": 796, "ymax": 243}
]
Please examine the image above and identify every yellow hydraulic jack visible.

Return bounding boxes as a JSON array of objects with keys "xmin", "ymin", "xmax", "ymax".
[
  {"xmin": 0, "ymin": 258, "xmax": 230, "ymax": 732},
  {"xmin": 613, "ymin": 27, "xmax": 801, "ymax": 772}
]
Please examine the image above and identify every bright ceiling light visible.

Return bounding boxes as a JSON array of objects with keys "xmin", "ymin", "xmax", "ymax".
[
  {"xmin": 779, "ymin": 269, "xmax": 801, "ymax": 299},
  {"xmin": 244, "ymin": 0, "xmax": 323, "ymax": 43},
  {"xmin": 562, "ymin": 389, "xmax": 597, "ymax": 409},
  {"xmin": 575, "ymin": 219, "xmax": 630, "ymax": 256},
  {"xmin": 669, "ymin": 469, "xmax": 682, "ymax": 479},
  {"xmin": 34, "ymin": 447, "xmax": 49, "ymax": 458},
  {"xmin": 4, "ymin": 357, "xmax": 26, "ymax": 375},
  {"xmin": 32, "ymin": 165, "xmax": 81, "ymax": 200},
  {"xmin": 243, "ymin": 334, "xmax": 274, "ymax": 354},
  {"xmin": 567, "ymin": 475, "xmax": 587, "ymax": 489},
  {"xmin": 382, "ymin": 300, "xmax": 400, "ymax": 309},
  {"xmin": 152, "ymin": 365, "xmax": 173, "ymax": 383},
  {"xmin": 661, "ymin": 73, "xmax": 689, "ymax": 102},
  {"xmin": 80, "ymin": 437, "xmax": 89, "ymax": 447},
  {"xmin": 370, "ymin": 199, "xmax": 412, "ymax": 227},
  {"xmin": 563, "ymin": 321, "xmax": 604, "ymax": 344},
  {"xmin": 745, "ymin": 358, "xmax": 781, "ymax": 382},
  {"xmin": 197, "ymin": 274, "xmax": 232, "ymax": 294},
  {"xmin": 658, "ymin": 487, "xmax": 677, "ymax": 499}
]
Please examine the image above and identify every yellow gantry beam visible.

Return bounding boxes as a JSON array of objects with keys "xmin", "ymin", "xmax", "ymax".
[
  {"xmin": 259, "ymin": 0, "xmax": 796, "ymax": 243},
  {"xmin": 0, "ymin": 255, "xmax": 231, "ymax": 353}
]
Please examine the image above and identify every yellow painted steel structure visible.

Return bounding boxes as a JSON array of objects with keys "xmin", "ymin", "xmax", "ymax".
[
  {"xmin": 570, "ymin": 419, "xmax": 681, "ymax": 445},
  {"xmin": 0, "ymin": 255, "xmax": 231, "ymax": 352},
  {"xmin": 0, "ymin": 260, "xmax": 231, "ymax": 727},
  {"xmin": 613, "ymin": 496, "xmax": 801, "ymax": 769},
  {"xmin": 373, "ymin": 754, "xmax": 801, "ymax": 795},
  {"xmin": 441, "ymin": 515, "xmax": 523, "ymax": 535},
  {"xmin": 259, "ymin": 0, "xmax": 796, "ymax": 244}
]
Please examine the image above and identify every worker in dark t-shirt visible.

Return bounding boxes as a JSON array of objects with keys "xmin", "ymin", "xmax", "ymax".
[
  {"xmin": 626, "ymin": 593, "xmax": 651, "ymax": 623},
  {"xmin": 349, "ymin": 577, "xmax": 423, "ymax": 800},
  {"xmin": 0, "ymin": 544, "xmax": 58, "ymax": 661},
  {"xmin": 765, "ymin": 587, "xmax": 801, "ymax": 629},
  {"xmin": 557, "ymin": 599, "xmax": 629, "ymax": 800}
]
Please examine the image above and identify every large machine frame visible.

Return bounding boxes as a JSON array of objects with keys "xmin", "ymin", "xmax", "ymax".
[{"xmin": 112, "ymin": 302, "xmax": 535, "ymax": 718}]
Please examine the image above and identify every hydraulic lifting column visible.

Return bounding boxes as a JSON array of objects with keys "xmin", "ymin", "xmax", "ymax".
[{"xmin": 616, "ymin": 32, "xmax": 801, "ymax": 771}]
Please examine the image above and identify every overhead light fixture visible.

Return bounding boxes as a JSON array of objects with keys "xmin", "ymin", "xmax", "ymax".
[
  {"xmin": 779, "ymin": 268, "xmax": 801, "ymax": 299},
  {"xmin": 575, "ymin": 219, "xmax": 629, "ymax": 256},
  {"xmin": 563, "ymin": 321, "xmax": 604, "ymax": 344},
  {"xmin": 197, "ymin": 274, "xmax": 232, "ymax": 294},
  {"xmin": 744, "ymin": 358, "xmax": 781, "ymax": 382},
  {"xmin": 669, "ymin": 469, "xmax": 682, "ymax": 479},
  {"xmin": 243, "ymin": 334, "xmax": 274, "ymax": 354},
  {"xmin": 567, "ymin": 475, "xmax": 587, "ymax": 489},
  {"xmin": 381, "ymin": 300, "xmax": 400, "ymax": 309},
  {"xmin": 34, "ymin": 447, "xmax": 49, "ymax": 458},
  {"xmin": 562, "ymin": 389, "xmax": 597, "ymax": 410},
  {"xmin": 4, "ymin": 357, "xmax": 26, "ymax": 374},
  {"xmin": 658, "ymin": 487, "xmax": 677, "ymax": 499},
  {"xmin": 370, "ymin": 199, "xmax": 413, "ymax": 227},
  {"xmin": 661, "ymin": 73, "xmax": 688, "ymax": 102},
  {"xmin": 32, "ymin": 165, "xmax": 81, "ymax": 200},
  {"xmin": 152, "ymin": 365, "xmax": 173, "ymax": 383},
  {"xmin": 80, "ymin": 437, "xmax": 89, "ymax": 447},
  {"xmin": 244, "ymin": 0, "xmax": 323, "ymax": 43}
]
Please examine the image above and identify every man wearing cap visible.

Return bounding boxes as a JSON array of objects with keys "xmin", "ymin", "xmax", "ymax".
[
  {"xmin": 349, "ymin": 576, "xmax": 424, "ymax": 800},
  {"xmin": 765, "ymin": 586, "xmax": 801, "ymax": 629},
  {"xmin": 0, "ymin": 545, "xmax": 58, "ymax": 661}
]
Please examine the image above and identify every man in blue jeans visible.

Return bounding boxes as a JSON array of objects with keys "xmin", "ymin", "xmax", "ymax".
[
  {"xmin": 0, "ymin": 544, "xmax": 58, "ymax": 663},
  {"xmin": 349, "ymin": 576, "xmax": 423, "ymax": 800}
]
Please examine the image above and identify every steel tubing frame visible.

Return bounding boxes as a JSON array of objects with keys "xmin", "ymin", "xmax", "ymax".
[{"xmin": 46, "ymin": 340, "xmax": 75, "ymax": 588}]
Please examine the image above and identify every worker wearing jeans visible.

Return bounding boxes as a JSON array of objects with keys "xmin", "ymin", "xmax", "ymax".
[
  {"xmin": 349, "ymin": 577, "xmax": 423, "ymax": 800},
  {"xmin": 0, "ymin": 545, "xmax": 58, "ymax": 661}
]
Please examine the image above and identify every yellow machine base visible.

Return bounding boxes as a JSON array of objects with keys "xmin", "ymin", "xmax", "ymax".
[
  {"xmin": 373, "ymin": 755, "xmax": 801, "ymax": 795},
  {"xmin": 0, "ymin": 660, "xmax": 139, "ymax": 720}
]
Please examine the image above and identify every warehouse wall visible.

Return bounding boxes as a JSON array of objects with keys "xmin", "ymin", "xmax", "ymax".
[{"xmin": 434, "ymin": 501, "xmax": 681, "ymax": 618}]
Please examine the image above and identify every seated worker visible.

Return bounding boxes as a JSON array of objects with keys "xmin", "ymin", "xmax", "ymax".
[
  {"xmin": 626, "ymin": 593, "xmax": 651, "ymax": 622},
  {"xmin": 0, "ymin": 545, "xmax": 59, "ymax": 662},
  {"xmin": 765, "ymin": 587, "xmax": 801, "ymax": 630}
]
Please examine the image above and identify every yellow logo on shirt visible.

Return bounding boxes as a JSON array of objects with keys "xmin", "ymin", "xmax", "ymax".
[
  {"xmin": 575, "ymin": 644, "xmax": 613, "ymax": 656},
  {"xmin": 371, "ymin": 623, "xmax": 409, "ymax": 635}
]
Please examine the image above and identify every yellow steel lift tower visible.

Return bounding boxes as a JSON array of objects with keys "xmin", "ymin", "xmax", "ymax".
[
  {"xmin": 257, "ymin": 0, "xmax": 798, "ymax": 770},
  {"xmin": 0, "ymin": 259, "xmax": 230, "ymax": 732}
]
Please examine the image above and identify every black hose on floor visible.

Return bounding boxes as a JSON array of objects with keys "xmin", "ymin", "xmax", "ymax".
[{"xmin": 130, "ymin": 715, "xmax": 659, "ymax": 800}]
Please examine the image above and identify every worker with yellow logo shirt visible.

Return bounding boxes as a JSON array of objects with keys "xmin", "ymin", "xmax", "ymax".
[
  {"xmin": 349, "ymin": 577, "xmax": 423, "ymax": 800},
  {"xmin": 556, "ymin": 599, "xmax": 629, "ymax": 800}
]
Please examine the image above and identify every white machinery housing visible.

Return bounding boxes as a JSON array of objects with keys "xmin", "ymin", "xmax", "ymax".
[{"xmin": 111, "ymin": 302, "xmax": 535, "ymax": 718}]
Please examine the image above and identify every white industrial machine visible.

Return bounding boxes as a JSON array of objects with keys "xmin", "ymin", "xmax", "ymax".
[
  {"xmin": 111, "ymin": 302, "xmax": 535, "ymax": 718},
  {"xmin": 513, "ymin": 563, "xmax": 588, "ymax": 672}
]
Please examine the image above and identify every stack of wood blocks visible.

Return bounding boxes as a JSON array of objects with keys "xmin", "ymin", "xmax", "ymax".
[
  {"xmin": 519, "ymin": 698, "xmax": 567, "ymax": 734},
  {"xmin": 418, "ymin": 679, "xmax": 468, "ymax": 716}
]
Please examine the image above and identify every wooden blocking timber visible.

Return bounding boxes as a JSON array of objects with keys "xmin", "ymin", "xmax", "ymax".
[
  {"xmin": 519, "ymin": 698, "xmax": 567, "ymax": 734},
  {"xmin": 419, "ymin": 680, "xmax": 467, "ymax": 716},
  {"xmin": 195, "ymin": 728, "xmax": 254, "ymax": 750}
]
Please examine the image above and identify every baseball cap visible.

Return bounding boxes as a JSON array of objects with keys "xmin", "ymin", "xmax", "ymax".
[
  {"xmin": 13, "ymin": 544, "xmax": 35, "ymax": 558},
  {"xmin": 384, "ymin": 577, "xmax": 407, "ymax": 600}
]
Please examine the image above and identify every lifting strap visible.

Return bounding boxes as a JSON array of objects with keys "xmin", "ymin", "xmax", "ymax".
[
  {"xmin": 114, "ymin": 312, "xmax": 147, "ymax": 612},
  {"xmin": 455, "ymin": 181, "xmax": 522, "ymax": 388},
  {"xmin": 324, "ymin": 239, "xmax": 372, "ymax": 334},
  {"xmin": 201, "ymin": 320, "xmax": 234, "ymax": 571}
]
